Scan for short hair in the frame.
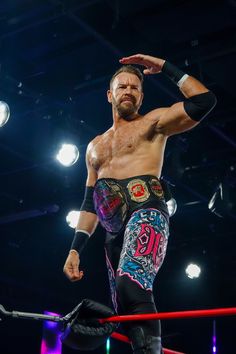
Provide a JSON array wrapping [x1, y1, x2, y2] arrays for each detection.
[[109, 65, 143, 89]]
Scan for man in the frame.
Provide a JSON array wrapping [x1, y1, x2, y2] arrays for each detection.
[[63, 54, 216, 353]]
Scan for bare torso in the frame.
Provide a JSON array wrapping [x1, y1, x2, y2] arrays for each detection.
[[88, 111, 168, 180]]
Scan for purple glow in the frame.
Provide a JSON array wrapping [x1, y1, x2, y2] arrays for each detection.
[[41, 340, 47, 353], [212, 320, 217, 354], [40, 338, 62, 354], [40, 311, 62, 354], [44, 311, 60, 329]]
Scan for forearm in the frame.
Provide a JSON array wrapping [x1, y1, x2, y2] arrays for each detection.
[[179, 75, 208, 98], [162, 60, 217, 122], [162, 60, 208, 96], [70, 182, 98, 254], [75, 210, 98, 235], [70, 212, 98, 255]]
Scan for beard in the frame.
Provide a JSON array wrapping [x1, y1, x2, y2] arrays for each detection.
[[113, 95, 139, 120]]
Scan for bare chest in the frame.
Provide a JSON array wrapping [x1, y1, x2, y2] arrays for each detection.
[[90, 119, 157, 170]]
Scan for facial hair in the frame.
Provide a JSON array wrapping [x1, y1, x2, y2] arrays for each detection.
[[113, 95, 139, 120]]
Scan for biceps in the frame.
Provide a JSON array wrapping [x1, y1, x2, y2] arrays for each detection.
[[86, 165, 98, 186], [157, 102, 199, 136], [85, 152, 98, 186]]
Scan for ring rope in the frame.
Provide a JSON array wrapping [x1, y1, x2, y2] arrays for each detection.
[[110, 332, 185, 354], [100, 307, 236, 324]]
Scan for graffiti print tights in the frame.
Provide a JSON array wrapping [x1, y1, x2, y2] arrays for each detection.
[[105, 208, 169, 338]]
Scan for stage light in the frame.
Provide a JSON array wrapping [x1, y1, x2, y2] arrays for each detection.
[[185, 263, 201, 279], [56, 144, 79, 167], [208, 183, 225, 217], [66, 210, 80, 228], [0, 101, 10, 127], [167, 198, 177, 217], [41, 311, 62, 354], [208, 182, 235, 217], [160, 179, 177, 217], [106, 338, 110, 354]]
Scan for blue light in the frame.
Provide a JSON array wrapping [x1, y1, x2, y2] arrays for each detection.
[[106, 338, 110, 354]]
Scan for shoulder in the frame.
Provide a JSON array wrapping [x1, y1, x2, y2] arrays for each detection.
[[88, 135, 102, 149], [86, 129, 110, 156]]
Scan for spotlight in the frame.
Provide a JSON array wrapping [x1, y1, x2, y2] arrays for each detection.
[[167, 198, 177, 217], [208, 182, 232, 217], [161, 179, 177, 217], [0, 101, 10, 127], [185, 263, 201, 279], [66, 210, 80, 229], [56, 144, 79, 167]]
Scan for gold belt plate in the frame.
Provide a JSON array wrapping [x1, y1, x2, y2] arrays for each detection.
[[127, 179, 150, 202], [149, 178, 164, 198]]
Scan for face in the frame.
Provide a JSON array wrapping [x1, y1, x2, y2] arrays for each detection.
[[107, 72, 144, 120]]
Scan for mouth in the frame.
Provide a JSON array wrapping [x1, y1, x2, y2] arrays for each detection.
[[122, 100, 133, 104], [121, 96, 135, 104]]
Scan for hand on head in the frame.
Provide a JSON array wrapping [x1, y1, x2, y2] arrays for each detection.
[[119, 54, 165, 75]]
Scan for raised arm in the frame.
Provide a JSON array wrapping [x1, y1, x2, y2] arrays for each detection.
[[120, 54, 217, 136], [63, 142, 99, 282]]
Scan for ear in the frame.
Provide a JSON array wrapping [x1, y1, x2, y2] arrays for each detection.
[[107, 89, 112, 104]]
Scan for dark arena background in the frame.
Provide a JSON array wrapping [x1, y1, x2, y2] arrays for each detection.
[[0, 1, 236, 353]]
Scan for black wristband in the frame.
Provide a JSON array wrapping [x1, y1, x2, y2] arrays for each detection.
[[70, 231, 89, 254], [162, 61, 187, 86]]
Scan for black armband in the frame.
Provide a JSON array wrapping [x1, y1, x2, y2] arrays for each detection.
[[70, 230, 90, 254], [162, 61, 189, 87], [80, 186, 96, 214], [184, 91, 217, 122]]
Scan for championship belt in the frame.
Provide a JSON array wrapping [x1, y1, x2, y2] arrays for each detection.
[[93, 179, 128, 233], [61, 299, 118, 351]]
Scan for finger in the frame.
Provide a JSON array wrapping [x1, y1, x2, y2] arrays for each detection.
[[71, 271, 84, 282], [119, 54, 145, 64], [63, 265, 79, 278], [143, 69, 152, 75], [72, 267, 81, 277], [120, 54, 143, 60], [119, 58, 141, 65]]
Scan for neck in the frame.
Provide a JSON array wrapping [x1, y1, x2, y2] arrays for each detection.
[[112, 108, 139, 129]]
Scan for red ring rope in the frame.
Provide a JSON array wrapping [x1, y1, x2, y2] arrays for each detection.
[[102, 307, 236, 354], [100, 307, 236, 324], [111, 332, 185, 354]]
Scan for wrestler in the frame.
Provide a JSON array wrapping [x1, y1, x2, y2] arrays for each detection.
[[63, 54, 216, 354]]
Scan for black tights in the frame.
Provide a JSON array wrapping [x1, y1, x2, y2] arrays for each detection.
[[116, 275, 161, 338]]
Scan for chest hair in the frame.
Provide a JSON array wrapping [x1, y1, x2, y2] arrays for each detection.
[[90, 118, 157, 170]]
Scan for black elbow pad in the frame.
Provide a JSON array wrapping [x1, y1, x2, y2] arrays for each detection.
[[184, 91, 217, 122]]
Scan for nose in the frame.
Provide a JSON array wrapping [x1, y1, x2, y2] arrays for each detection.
[[124, 86, 132, 94]]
